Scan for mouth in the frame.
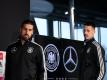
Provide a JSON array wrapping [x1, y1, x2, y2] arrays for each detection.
[[22, 34, 30, 40], [24, 34, 29, 37], [84, 34, 88, 37], [25, 35, 29, 38], [84, 35, 89, 39]]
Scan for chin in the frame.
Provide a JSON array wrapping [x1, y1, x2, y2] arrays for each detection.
[[86, 38, 92, 41], [25, 38, 30, 41], [23, 36, 29, 41]]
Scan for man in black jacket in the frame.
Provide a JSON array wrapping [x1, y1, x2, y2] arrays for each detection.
[[5, 20, 47, 80], [80, 22, 106, 80]]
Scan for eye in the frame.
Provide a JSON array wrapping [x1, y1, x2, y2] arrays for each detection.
[[87, 30, 90, 32], [29, 29, 33, 31]]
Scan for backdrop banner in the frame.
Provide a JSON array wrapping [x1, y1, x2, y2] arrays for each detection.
[[35, 35, 83, 80]]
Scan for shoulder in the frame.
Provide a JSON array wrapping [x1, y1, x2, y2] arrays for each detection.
[[30, 41, 43, 50], [6, 41, 18, 51], [92, 40, 102, 49], [30, 41, 44, 56], [92, 40, 105, 53], [8, 41, 18, 47]]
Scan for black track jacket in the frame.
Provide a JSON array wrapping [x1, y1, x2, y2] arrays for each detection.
[[5, 40, 47, 80], [80, 38, 106, 80]]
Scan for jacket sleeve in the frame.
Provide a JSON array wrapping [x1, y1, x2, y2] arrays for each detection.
[[93, 41, 106, 80], [97, 47, 105, 80], [36, 46, 47, 80]]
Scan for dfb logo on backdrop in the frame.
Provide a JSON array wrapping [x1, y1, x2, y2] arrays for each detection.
[[44, 44, 60, 72], [63, 46, 78, 73]]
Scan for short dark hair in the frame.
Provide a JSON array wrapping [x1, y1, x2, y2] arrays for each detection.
[[20, 19, 39, 34], [84, 21, 95, 29], [20, 19, 36, 28]]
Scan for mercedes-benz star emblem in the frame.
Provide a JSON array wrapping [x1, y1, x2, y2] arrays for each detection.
[[63, 46, 78, 73], [44, 44, 60, 72]]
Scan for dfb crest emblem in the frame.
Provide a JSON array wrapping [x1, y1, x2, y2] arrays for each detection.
[[44, 44, 60, 72]]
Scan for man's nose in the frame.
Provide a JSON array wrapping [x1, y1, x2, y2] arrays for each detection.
[[84, 31, 87, 35], [26, 30, 29, 34]]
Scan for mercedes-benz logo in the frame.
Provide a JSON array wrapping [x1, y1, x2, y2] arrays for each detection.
[[44, 44, 60, 72], [63, 46, 78, 73]]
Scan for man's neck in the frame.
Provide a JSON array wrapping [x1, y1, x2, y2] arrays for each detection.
[[21, 39, 26, 45], [85, 37, 94, 42]]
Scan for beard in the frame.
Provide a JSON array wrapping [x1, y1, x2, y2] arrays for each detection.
[[20, 34, 31, 41]]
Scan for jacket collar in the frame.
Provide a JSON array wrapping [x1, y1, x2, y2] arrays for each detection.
[[84, 38, 95, 45], [17, 38, 31, 46]]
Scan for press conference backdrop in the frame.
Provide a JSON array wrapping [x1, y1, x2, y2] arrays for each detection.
[[34, 35, 83, 80]]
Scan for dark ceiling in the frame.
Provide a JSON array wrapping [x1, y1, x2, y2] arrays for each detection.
[[47, 0, 107, 26]]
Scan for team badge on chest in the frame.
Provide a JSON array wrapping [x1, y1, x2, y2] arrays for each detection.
[[27, 47, 34, 53]]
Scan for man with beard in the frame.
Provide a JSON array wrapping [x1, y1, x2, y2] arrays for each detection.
[[5, 19, 47, 80], [80, 22, 106, 80]]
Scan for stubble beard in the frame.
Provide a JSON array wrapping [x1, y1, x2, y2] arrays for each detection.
[[21, 34, 30, 41]]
